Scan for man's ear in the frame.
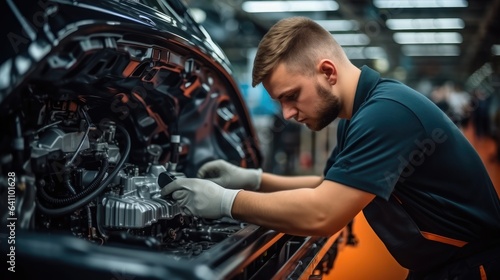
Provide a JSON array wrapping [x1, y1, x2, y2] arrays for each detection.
[[319, 59, 337, 85]]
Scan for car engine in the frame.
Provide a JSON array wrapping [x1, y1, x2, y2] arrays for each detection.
[[0, 1, 345, 279], [1, 27, 261, 249]]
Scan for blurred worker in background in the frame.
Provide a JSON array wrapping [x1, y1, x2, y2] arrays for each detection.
[[471, 88, 491, 138], [162, 17, 500, 280], [447, 82, 471, 128]]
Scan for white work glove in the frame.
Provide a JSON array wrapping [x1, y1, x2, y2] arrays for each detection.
[[197, 159, 262, 191], [161, 177, 241, 219]]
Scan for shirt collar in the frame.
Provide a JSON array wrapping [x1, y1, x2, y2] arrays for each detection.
[[352, 65, 381, 117]]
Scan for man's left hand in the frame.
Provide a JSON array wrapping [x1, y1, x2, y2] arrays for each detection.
[[161, 177, 241, 219]]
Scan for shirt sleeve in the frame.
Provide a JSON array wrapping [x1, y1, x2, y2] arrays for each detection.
[[324, 98, 427, 200]]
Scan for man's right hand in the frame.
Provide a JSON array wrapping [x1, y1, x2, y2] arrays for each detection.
[[197, 159, 262, 191]]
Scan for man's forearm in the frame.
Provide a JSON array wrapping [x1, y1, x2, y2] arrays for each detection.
[[259, 173, 323, 192], [231, 180, 375, 237], [231, 188, 336, 236]]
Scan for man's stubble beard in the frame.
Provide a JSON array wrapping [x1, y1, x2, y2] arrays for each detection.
[[308, 82, 341, 131]]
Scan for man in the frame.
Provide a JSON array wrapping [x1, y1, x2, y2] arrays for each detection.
[[162, 17, 500, 279]]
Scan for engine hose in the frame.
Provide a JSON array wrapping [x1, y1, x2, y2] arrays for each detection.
[[64, 171, 77, 195], [65, 108, 92, 168], [38, 158, 109, 206], [37, 125, 131, 216]]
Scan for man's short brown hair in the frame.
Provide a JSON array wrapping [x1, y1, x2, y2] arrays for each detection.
[[252, 17, 348, 87]]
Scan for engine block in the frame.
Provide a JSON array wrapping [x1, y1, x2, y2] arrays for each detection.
[[102, 164, 181, 228]]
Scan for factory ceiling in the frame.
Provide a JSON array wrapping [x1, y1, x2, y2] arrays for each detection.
[[185, 0, 500, 89]]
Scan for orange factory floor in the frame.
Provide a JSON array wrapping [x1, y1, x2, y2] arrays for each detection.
[[325, 123, 500, 280]]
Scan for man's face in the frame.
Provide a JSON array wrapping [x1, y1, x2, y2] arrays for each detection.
[[263, 63, 341, 131]]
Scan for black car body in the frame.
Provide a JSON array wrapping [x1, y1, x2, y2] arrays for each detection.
[[0, 1, 343, 279]]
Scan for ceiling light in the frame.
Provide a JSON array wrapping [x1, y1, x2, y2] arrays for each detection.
[[315, 20, 359, 31], [343, 47, 387, 59], [374, 0, 468, 8], [364, 47, 388, 59], [386, 18, 465, 30], [401, 45, 460, 56], [343, 47, 366, 59], [393, 32, 462, 44], [242, 1, 339, 13], [333, 33, 370, 46], [492, 45, 500, 56]]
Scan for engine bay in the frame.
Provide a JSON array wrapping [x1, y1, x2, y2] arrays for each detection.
[[0, 27, 261, 256], [0, 1, 344, 278]]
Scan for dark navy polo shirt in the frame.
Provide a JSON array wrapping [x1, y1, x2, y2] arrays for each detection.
[[323, 66, 500, 272]]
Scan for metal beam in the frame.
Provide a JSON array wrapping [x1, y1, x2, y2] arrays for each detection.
[[460, 0, 500, 79], [335, 0, 399, 73]]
